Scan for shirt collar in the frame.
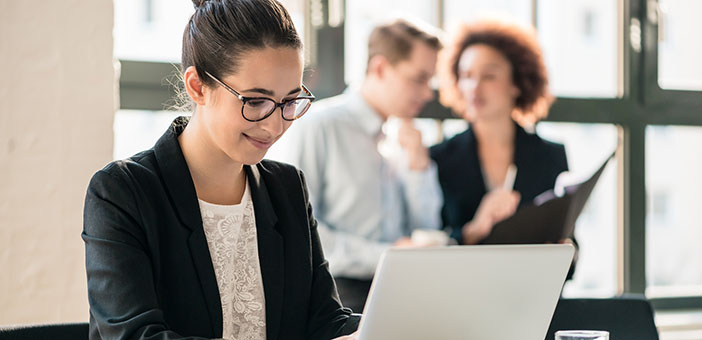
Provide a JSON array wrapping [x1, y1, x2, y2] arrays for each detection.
[[344, 87, 385, 137]]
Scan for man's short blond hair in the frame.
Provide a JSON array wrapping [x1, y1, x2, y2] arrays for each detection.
[[366, 19, 442, 73]]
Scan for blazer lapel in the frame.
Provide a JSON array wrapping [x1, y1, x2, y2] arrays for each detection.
[[153, 117, 223, 337], [187, 229, 223, 337], [465, 126, 488, 196], [245, 164, 284, 340], [513, 124, 528, 194]]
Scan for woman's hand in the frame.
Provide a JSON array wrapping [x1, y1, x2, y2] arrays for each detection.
[[392, 236, 416, 248], [559, 237, 579, 263], [462, 189, 520, 244]]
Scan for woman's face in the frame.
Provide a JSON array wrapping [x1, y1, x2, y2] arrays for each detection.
[[456, 44, 520, 123], [201, 47, 303, 165]]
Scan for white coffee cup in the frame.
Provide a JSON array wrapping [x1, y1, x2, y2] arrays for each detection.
[[410, 229, 450, 246]]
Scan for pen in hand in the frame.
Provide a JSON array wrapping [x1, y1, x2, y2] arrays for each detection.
[[503, 164, 518, 190]]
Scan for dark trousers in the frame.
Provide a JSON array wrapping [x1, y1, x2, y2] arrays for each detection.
[[334, 277, 373, 314]]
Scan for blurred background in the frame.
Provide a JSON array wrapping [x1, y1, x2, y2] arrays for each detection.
[[2, 0, 702, 338]]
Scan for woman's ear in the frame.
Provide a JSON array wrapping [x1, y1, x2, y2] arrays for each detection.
[[184, 66, 207, 106]]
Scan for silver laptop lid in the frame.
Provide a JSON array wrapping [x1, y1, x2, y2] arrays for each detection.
[[357, 244, 575, 340]]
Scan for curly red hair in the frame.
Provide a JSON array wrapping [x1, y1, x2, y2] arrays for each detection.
[[438, 20, 553, 126]]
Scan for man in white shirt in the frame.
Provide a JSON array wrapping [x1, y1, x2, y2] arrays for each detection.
[[278, 19, 443, 313]]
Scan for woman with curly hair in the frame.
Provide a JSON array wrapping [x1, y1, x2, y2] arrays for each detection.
[[430, 20, 571, 247]]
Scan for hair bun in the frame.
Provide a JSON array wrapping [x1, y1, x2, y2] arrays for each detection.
[[192, 0, 209, 8]]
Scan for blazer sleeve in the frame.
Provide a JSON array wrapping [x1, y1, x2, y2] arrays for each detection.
[[296, 170, 356, 339], [556, 143, 569, 173], [82, 168, 208, 340]]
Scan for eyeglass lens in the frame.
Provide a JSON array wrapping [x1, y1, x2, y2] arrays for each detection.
[[243, 97, 311, 121]]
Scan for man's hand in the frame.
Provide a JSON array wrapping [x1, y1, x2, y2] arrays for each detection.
[[397, 118, 430, 171]]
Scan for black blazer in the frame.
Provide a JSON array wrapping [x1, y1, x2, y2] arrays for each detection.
[[430, 123, 568, 244], [82, 117, 353, 340]]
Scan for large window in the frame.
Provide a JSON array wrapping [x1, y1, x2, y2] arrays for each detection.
[[114, 0, 307, 63], [344, 0, 438, 84], [537, 0, 621, 98], [536, 123, 619, 297], [116, 0, 702, 311], [646, 126, 702, 297], [113, 110, 182, 160], [114, 0, 193, 62], [443, 0, 532, 30], [657, 0, 702, 91]]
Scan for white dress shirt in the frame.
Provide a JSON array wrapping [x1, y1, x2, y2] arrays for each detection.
[[274, 88, 443, 279]]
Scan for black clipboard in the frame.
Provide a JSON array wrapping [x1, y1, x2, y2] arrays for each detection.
[[480, 151, 615, 245]]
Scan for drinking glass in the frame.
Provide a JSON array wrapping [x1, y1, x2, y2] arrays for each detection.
[[555, 330, 609, 340]]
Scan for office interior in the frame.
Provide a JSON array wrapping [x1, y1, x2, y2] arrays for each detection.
[[1, 0, 701, 339]]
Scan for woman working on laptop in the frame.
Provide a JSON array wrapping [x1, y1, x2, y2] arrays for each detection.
[[430, 20, 574, 249], [82, 0, 357, 338]]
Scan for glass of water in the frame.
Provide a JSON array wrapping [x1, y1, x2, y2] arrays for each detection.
[[555, 330, 609, 340]]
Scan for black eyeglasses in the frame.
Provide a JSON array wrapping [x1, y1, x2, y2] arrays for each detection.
[[204, 71, 315, 122]]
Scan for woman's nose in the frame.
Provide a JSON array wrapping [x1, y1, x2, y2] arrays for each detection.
[[258, 108, 286, 136]]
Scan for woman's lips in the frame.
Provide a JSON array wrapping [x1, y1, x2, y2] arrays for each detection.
[[244, 134, 274, 149]]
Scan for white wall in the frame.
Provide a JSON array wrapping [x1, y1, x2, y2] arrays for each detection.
[[0, 0, 114, 324]]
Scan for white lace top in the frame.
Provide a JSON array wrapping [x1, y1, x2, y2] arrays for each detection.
[[199, 181, 267, 340]]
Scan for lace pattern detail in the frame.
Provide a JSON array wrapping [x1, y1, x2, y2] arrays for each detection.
[[199, 183, 266, 340]]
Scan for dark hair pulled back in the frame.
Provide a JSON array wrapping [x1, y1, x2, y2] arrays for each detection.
[[183, 0, 302, 87]]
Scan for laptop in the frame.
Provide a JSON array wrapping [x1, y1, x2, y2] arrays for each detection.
[[357, 244, 575, 340]]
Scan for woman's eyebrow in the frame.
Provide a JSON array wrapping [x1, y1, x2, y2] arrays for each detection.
[[240, 86, 302, 96], [240, 87, 275, 96], [287, 87, 302, 95], [485, 63, 505, 70]]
